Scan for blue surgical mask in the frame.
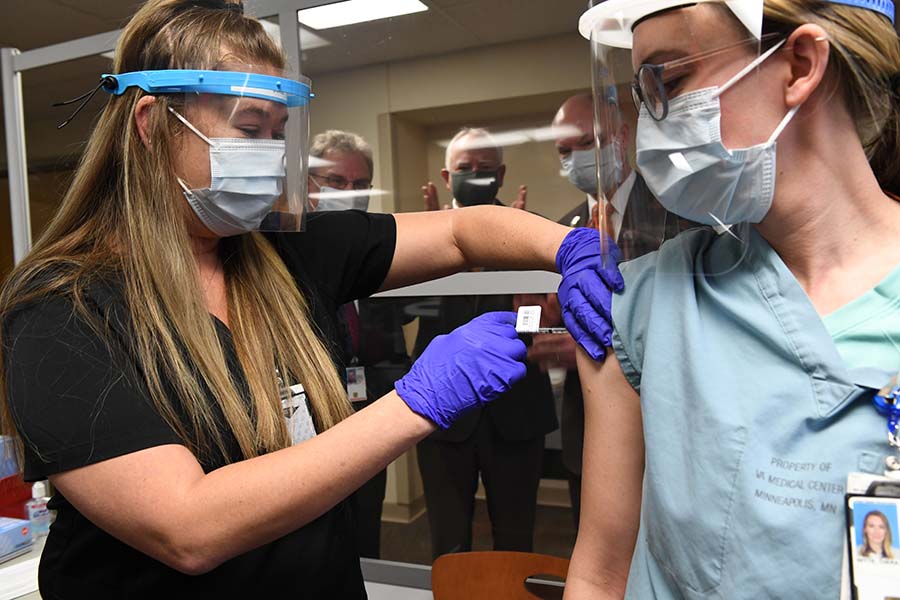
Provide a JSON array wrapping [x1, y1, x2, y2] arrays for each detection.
[[169, 107, 286, 237], [562, 149, 597, 195], [562, 143, 623, 196], [635, 40, 798, 226]]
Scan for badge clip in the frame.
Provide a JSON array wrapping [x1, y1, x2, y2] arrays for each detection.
[[873, 379, 900, 477]]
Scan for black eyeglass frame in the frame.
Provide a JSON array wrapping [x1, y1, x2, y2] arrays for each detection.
[[310, 172, 374, 191], [630, 32, 785, 122]]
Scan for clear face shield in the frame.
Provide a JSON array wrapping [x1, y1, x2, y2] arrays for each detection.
[[103, 68, 312, 234], [581, 0, 783, 273]]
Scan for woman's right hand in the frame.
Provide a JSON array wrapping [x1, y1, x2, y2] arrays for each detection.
[[394, 311, 527, 428]]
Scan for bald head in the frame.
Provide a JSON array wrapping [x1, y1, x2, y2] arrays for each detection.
[[553, 94, 594, 134], [553, 92, 632, 198], [444, 128, 504, 172], [553, 94, 595, 160]]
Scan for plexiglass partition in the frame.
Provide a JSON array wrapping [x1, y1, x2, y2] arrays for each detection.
[[2, 0, 598, 589]]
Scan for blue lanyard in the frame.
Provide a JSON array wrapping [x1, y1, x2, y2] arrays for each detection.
[[874, 385, 900, 445]]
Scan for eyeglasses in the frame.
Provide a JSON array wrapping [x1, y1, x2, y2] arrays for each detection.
[[311, 173, 373, 191], [631, 33, 784, 121]]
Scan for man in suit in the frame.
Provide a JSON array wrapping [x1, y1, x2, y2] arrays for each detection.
[[415, 127, 558, 559], [529, 93, 685, 527], [308, 130, 413, 559]]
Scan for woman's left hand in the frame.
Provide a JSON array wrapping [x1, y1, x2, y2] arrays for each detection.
[[556, 227, 625, 361]]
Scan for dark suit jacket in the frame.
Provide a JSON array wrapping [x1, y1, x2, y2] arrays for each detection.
[[412, 292, 558, 443], [333, 298, 414, 408], [412, 202, 558, 444], [558, 173, 692, 473], [561, 174, 687, 262]]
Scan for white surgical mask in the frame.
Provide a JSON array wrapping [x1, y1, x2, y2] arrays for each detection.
[[635, 39, 799, 226], [169, 107, 286, 237], [314, 187, 370, 212]]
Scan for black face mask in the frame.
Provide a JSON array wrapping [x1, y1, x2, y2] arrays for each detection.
[[450, 170, 500, 206]]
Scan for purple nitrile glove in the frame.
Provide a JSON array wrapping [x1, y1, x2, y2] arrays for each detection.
[[395, 311, 527, 429], [556, 227, 625, 361]]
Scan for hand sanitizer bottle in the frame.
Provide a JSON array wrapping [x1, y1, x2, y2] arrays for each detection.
[[25, 481, 52, 538]]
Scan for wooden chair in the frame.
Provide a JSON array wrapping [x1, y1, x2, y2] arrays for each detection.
[[431, 551, 569, 600]]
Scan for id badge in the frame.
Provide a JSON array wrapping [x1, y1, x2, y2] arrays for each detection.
[[843, 473, 900, 600], [281, 383, 317, 445], [346, 366, 367, 403]]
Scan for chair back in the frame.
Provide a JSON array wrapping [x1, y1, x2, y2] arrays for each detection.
[[431, 551, 569, 600]]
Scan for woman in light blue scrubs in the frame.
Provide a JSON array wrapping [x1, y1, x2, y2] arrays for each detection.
[[564, 0, 900, 598]]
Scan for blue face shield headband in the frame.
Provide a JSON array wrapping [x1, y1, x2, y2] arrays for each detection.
[[825, 0, 894, 23], [53, 69, 313, 129], [100, 70, 313, 107]]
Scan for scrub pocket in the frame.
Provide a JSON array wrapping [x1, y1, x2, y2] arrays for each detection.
[[644, 425, 748, 595]]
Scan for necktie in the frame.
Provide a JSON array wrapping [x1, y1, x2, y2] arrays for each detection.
[[342, 302, 360, 358], [588, 201, 617, 241]]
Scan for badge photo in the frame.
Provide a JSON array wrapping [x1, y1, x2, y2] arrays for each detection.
[[845, 494, 900, 600]]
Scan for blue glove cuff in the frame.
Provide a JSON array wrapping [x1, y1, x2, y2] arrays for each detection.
[[395, 377, 453, 429], [556, 227, 600, 274]]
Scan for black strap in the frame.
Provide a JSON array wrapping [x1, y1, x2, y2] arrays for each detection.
[[52, 76, 117, 129], [53, 1, 244, 129], [173, 0, 244, 14]]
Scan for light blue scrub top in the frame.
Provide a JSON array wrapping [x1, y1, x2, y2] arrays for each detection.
[[611, 226, 899, 599]]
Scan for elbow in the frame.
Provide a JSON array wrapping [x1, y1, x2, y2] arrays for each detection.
[[162, 544, 223, 576], [167, 552, 221, 577], [448, 210, 468, 269], [565, 562, 629, 599], [152, 529, 226, 576], [568, 537, 632, 597]]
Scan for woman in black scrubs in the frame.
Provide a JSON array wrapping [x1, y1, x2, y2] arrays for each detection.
[[0, 0, 614, 598]]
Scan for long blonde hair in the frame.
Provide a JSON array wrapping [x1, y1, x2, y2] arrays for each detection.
[[0, 0, 351, 466], [762, 0, 900, 195], [861, 510, 895, 559]]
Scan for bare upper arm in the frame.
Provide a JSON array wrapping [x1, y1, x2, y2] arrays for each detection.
[[578, 347, 644, 498], [380, 206, 564, 292], [566, 347, 644, 597], [379, 211, 466, 291]]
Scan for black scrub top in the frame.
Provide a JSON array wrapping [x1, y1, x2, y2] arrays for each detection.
[[3, 210, 396, 599]]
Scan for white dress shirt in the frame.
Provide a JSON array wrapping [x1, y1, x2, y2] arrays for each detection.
[[586, 171, 636, 240]]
